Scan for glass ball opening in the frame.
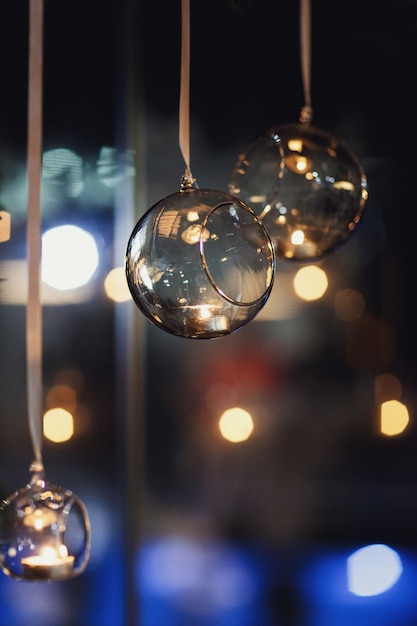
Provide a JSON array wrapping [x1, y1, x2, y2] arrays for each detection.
[[125, 187, 275, 339], [229, 123, 368, 262], [0, 474, 90, 581]]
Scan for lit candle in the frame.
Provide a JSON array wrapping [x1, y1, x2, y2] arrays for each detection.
[[185, 306, 230, 335], [21, 547, 75, 581]]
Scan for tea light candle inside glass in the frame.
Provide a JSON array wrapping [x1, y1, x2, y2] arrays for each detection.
[[125, 186, 275, 339], [182, 306, 230, 335], [21, 546, 75, 581], [0, 470, 91, 582], [229, 123, 368, 261]]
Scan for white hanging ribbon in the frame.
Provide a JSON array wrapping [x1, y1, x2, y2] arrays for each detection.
[[179, 0, 194, 185], [299, 0, 313, 122], [26, 0, 44, 469]]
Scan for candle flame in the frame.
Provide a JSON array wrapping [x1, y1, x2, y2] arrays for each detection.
[[40, 545, 69, 563]]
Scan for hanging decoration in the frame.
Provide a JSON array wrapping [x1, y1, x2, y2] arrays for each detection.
[[0, 0, 90, 582], [125, 0, 275, 339], [229, 0, 368, 262]]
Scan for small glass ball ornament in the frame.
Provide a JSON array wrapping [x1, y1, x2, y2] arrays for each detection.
[[229, 121, 368, 261], [125, 178, 275, 339], [0, 464, 90, 581]]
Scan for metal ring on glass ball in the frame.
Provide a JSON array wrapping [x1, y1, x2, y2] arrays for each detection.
[[0, 469, 91, 582], [229, 122, 368, 262], [125, 186, 275, 339]]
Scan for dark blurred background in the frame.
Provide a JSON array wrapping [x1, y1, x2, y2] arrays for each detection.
[[1, 1, 417, 624]]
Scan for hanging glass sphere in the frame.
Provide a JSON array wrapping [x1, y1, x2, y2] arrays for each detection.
[[0, 466, 90, 581], [126, 180, 275, 339], [229, 122, 368, 261]]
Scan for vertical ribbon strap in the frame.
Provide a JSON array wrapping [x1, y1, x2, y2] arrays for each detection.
[[27, 0, 44, 467], [299, 0, 313, 122], [179, 0, 193, 183]]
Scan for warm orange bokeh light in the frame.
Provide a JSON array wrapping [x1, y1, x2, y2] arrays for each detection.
[[334, 288, 365, 322], [374, 373, 402, 405], [46, 384, 77, 412], [218, 407, 254, 443], [104, 266, 131, 302], [380, 400, 409, 436], [293, 265, 328, 301], [43, 407, 74, 443]]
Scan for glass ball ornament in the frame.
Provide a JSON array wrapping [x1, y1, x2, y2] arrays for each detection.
[[125, 180, 275, 339], [229, 122, 368, 261], [0, 466, 90, 581]]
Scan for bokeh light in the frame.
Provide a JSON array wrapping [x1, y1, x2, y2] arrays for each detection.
[[43, 148, 84, 198], [334, 288, 365, 321], [380, 399, 409, 436], [46, 384, 77, 413], [293, 265, 328, 301], [42, 225, 99, 290], [137, 534, 262, 622], [0, 210, 11, 242], [43, 407, 74, 443], [342, 315, 397, 371], [218, 407, 254, 443], [347, 544, 403, 596], [54, 368, 85, 395], [104, 266, 131, 302], [374, 373, 402, 404]]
